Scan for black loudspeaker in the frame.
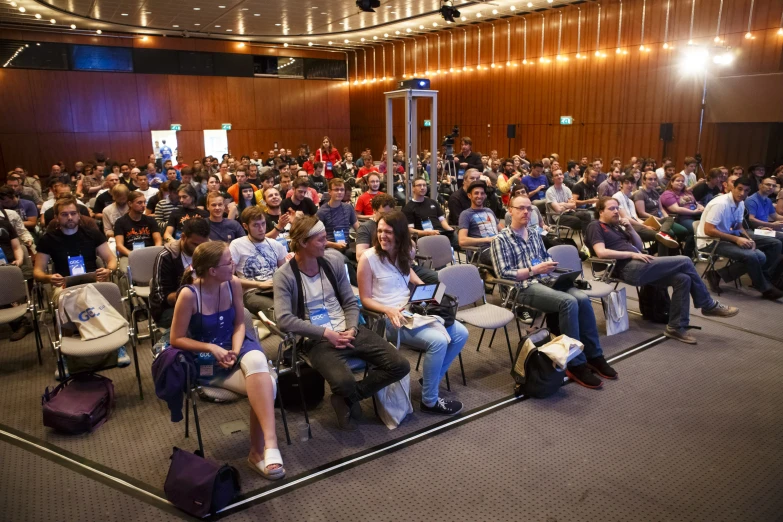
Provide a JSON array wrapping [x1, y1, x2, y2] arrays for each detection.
[[507, 124, 517, 139], [660, 123, 674, 142]]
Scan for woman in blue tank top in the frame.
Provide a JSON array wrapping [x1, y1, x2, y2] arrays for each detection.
[[170, 241, 285, 480]]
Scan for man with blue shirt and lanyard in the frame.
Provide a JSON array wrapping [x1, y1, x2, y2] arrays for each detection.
[[230, 206, 287, 318], [491, 193, 617, 389], [316, 179, 359, 253], [458, 180, 504, 266], [745, 175, 783, 240], [521, 161, 549, 214]]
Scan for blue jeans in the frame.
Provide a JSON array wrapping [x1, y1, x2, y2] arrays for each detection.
[[619, 256, 715, 329], [515, 284, 603, 366], [713, 233, 781, 293], [387, 320, 468, 406]]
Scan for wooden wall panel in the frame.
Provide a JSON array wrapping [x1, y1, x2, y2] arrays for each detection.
[[0, 69, 36, 134], [39, 133, 78, 172], [29, 71, 73, 133], [72, 132, 112, 165], [226, 78, 256, 130], [175, 131, 205, 163], [136, 74, 171, 132], [278, 79, 307, 130], [109, 132, 145, 165], [168, 75, 202, 130], [67, 72, 108, 133], [254, 78, 281, 130], [198, 77, 229, 130], [103, 73, 141, 131], [0, 133, 42, 175], [304, 80, 330, 129]]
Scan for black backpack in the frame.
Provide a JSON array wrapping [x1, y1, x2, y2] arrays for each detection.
[[511, 329, 564, 399], [637, 285, 670, 324]]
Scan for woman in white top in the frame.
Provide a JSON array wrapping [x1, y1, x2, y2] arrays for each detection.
[[357, 211, 468, 416]]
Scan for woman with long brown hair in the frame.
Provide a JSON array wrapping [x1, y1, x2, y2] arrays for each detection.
[[315, 136, 342, 181], [170, 241, 284, 480], [357, 210, 468, 416]]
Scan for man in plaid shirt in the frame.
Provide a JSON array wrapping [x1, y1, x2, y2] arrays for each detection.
[[490, 193, 617, 389]]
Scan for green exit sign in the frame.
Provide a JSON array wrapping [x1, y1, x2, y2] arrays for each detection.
[[423, 119, 431, 127], [170, 124, 182, 131], [221, 123, 232, 131], [560, 116, 573, 125]]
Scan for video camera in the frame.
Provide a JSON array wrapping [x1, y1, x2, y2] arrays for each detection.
[[441, 126, 460, 158]]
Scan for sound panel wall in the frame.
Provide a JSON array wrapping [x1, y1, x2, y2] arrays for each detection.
[[0, 70, 350, 176]]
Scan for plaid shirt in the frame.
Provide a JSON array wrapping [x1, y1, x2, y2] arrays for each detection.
[[490, 226, 554, 289]]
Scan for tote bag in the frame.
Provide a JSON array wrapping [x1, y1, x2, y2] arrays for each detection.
[[374, 330, 413, 429], [602, 288, 629, 336], [60, 285, 128, 340]]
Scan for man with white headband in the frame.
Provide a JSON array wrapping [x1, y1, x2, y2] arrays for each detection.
[[273, 215, 410, 431]]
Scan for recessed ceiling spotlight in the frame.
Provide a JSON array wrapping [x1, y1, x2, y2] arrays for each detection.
[[215, 25, 221, 27], [395, 30, 400, 35], [18, 6, 25, 12], [50, 18, 56, 23], [406, 28, 411, 32], [373, 35, 378, 39], [142, 36, 148, 41], [328, 40, 333, 44], [284, 43, 288, 47], [173, 25, 179, 27], [194, 23, 200, 25], [254, 13, 260, 16], [275, 23, 281, 26], [492, 9, 498, 14], [242, 8, 248, 10], [432, 22, 438, 26], [35, 13, 41, 19], [10, 1, 17, 6], [219, 5, 226, 8], [390, 11, 396, 14], [460, 16, 466, 21], [361, 38, 366, 41], [384, 33, 389, 37], [344, 38, 349, 43], [308, 42, 313, 46], [70, 24, 76, 29], [193, 7, 200, 10], [510, 5, 516, 11], [476, 12, 482, 18], [121, 13, 128, 16], [527, 2, 533, 7], [419, 24, 425, 29], [96, 29, 102, 34], [226, 29, 232, 31]]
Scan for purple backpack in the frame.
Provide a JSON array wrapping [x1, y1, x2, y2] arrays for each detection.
[[164, 447, 240, 517], [42, 373, 115, 434]]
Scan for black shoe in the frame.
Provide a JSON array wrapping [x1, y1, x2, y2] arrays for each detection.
[[587, 356, 618, 380], [330, 394, 357, 431], [10, 322, 33, 342], [566, 364, 603, 389], [705, 270, 722, 295], [420, 398, 463, 415], [762, 287, 783, 301]]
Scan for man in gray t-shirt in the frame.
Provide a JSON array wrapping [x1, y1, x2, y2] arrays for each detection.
[[458, 181, 503, 265]]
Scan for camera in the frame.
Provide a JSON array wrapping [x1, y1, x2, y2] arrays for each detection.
[[441, 126, 460, 158]]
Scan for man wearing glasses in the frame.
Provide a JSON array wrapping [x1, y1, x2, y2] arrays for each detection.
[[490, 193, 617, 389], [403, 177, 457, 248]]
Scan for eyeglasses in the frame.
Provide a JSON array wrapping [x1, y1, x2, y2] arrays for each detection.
[[215, 260, 235, 268], [510, 205, 532, 212]]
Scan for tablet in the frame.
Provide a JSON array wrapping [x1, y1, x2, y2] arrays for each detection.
[[409, 283, 446, 304], [543, 268, 581, 291], [64, 272, 98, 288]]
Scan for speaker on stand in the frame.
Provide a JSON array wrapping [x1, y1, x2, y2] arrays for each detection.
[[507, 124, 517, 158]]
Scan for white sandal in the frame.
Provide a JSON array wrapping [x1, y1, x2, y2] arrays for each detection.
[[247, 448, 285, 480]]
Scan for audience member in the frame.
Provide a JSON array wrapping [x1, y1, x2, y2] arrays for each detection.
[[691, 168, 723, 205], [612, 174, 679, 249], [206, 192, 245, 243], [357, 211, 468, 415], [587, 197, 738, 344], [545, 170, 592, 231], [102, 184, 130, 237], [572, 167, 599, 210], [260, 187, 292, 241], [273, 216, 410, 431], [164, 185, 209, 242], [6, 174, 43, 207], [454, 137, 483, 175], [597, 166, 622, 197], [151, 217, 210, 328], [680, 157, 698, 188], [93, 173, 121, 219], [227, 167, 258, 203], [354, 172, 382, 216], [315, 136, 341, 180], [745, 176, 783, 238], [170, 241, 284, 480], [490, 194, 616, 388], [660, 173, 702, 257], [282, 178, 318, 216], [404, 177, 457, 247], [458, 181, 503, 266], [316, 179, 359, 253], [447, 169, 482, 226], [521, 161, 548, 213], [698, 177, 783, 300], [0, 185, 37, 232], [114, 191, 162, 263]]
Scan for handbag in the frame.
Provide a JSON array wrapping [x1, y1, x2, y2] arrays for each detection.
[[409, 293, 457, 328], [602, 288, 629, 335], [42, 373, 115, 434], [164, 447, 240, 518], [374, 330, 413, 429]]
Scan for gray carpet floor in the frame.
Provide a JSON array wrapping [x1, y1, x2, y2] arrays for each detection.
[[1, 272, 781, 521]]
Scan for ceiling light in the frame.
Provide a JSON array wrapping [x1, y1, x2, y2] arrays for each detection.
[[18, 7, 25, 12], [744, 32, 752, 39], [419, 25, 425, 29], [395, 31, 400, 35], [547, 0, 553, 3], [254, 13, 260, 16], [193, 7, 200, 10], [461, 16, 466, 21], [194, 23, 200, 25], [227, 28, 232, 31], [308, 42, 313, 46], [284, 43, 289, 47], [275, 23, 281, 26], [96, 29, 102, 34], [492, 9, 498, 15], [50, 18, 56, 24], [70, 24, 76, 29], [361, 38, 366, 41], [344, 39, 350, 43], [680, 46, 709, 74], [510, 6, 516, 11], [173, 25, 179, 28], [527, 2, 533, 7], [406, 28, 411, 32], [142, 36, 148, 41], [432, 22, 438, 26], [121, 13, 128, 16], [35, 14, 41, 19], [328, 41, 333, 44], [10, 1, 17, 6], [242, 8, 248, 10], [219, 5, 226, 8], [215, 25, 221, 27], [373, 36, 378, 39], [356, 0, 381, 13], [476, 12, 482, 18], [238, 42, 245, 47]]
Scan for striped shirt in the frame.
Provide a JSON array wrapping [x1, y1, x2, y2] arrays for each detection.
[[154, 198, 178, 231], [490, 225, 554, 289]]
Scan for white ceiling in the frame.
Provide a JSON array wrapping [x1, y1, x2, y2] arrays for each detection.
[[1, 0, 583, 48]]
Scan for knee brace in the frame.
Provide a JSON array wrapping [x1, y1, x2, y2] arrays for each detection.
[[240, 350, 269, 378]]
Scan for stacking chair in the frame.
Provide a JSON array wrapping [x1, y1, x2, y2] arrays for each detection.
[[182, 308, 302, 449], [126, 246, 165, 346], [53, 282, 143, 399], [692, 220, 742, 292], [544, 202, 575, 240], [416, 235, 456, 270], [439, 264, 517, 364], [548, 244, 618, 300], [0, 266, 44, 364]]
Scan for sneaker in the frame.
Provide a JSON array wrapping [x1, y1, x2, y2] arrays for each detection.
[[420, 397, 463, 415], [566, 364, 603, 389], [655, 231, 680, 249], [761, 287, 783, 301], [330, 394, 358, 431], [9, 322, 33, 342], [117, 347, 131, 367], [705, 270, 722, 294], [515, 306, 534, 324], [664, 326, 697, 344], [701, 302, 739, 318], [586, 356, 618, 380]]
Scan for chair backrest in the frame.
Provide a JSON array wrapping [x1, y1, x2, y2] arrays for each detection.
[[438, 264, 485, 307], [693, 220, 700, 234], [417, 235, 454, 270], [0, 266, 27, 306], [58, 282, 128, 324], [547, 244, 583, 273], [243, 308, 258, 344], [128, 246, 165, 285]]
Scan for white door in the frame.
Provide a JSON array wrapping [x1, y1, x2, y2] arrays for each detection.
[[203, 130, 228, 159]]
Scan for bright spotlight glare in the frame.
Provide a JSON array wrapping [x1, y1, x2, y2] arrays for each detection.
[[712, 52, 734, 65], [680, 46, 709, 73]]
